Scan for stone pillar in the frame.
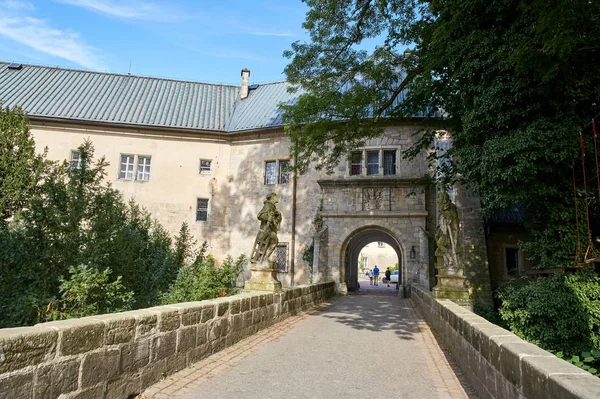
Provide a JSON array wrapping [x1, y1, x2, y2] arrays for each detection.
[[244, 260, 282, 292], [418, 227, 431, 290]]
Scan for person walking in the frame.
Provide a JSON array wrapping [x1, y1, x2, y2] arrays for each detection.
[[368, 269, 373, 285], [385, 267, 391, 287], [373, 265, 380, 286]]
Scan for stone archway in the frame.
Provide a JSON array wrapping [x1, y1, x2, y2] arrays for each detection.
[[341, 226, 405, 292]]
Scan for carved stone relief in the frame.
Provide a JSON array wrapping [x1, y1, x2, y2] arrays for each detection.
[[363, 188, 384, 210]]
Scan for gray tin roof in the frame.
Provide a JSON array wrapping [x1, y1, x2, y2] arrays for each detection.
[[0, 62, 286, 132]]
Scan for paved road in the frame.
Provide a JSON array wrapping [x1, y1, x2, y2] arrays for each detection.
[[143, 285, 476, 399]]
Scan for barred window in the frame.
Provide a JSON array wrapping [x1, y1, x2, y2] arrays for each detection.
[[276, 243, 288, 272], [119, 155, 135, 180], [137, 156, 151, 181], [265, 161, 277, 185], [200, 159, 212, 174], [196, 198, 209, 221], [279, 160, 290, 184], [70, 151, 82, 169]]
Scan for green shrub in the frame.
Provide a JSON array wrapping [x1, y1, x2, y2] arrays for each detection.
[[556, 349, 600, 377], [46, 264, 134, 320], [161, 243, 246, 304], [498, 268, 600, 354]]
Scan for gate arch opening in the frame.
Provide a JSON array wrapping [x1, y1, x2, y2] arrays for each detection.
[[341, 227, 405, 292]]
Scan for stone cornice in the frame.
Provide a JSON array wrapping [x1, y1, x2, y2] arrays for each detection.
[[317, 178, 426, 188], [320, 211, 428, 218]]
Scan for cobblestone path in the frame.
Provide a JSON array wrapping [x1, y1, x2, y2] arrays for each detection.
[[141, 286, 476, 399]]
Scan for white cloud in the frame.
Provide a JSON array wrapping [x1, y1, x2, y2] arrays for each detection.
[[55, 0, 186, 22], [0, 16, 104, 69], [0, 0, 35, 11]]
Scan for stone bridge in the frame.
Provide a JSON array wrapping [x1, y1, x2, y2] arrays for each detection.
[[1, 282, 599, 399]]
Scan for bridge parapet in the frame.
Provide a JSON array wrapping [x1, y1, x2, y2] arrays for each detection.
[[0, 281, 335, 399], [411, 284, 600, 399]]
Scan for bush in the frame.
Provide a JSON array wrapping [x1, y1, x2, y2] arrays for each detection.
[[498, 268, 600, 355], [46, 264, 134, 320], [162, 243, 246, 304]]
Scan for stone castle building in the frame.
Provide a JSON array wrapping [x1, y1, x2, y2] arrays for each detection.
[[0, 61, 517, 301]]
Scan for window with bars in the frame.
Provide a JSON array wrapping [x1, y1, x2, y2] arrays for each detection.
[[349, 151, 363, 175], [196, 198, 209, 221], [137, 156, 151, 181], [279, 160, 290, 184], [264, 160, 290, 185], [378, 241, 385, 248], [276, 243, 288, 272], [119, 155, 135, 180], [367, 151, 379, 175], [70, 151, 82, 169], [383, 150, 396, 175], [199, 159, 212, 174]]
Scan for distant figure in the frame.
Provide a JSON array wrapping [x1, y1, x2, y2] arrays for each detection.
[[385, 267, 391, 287], [373, 265, 380, 286], [368, 269, 373, 285]]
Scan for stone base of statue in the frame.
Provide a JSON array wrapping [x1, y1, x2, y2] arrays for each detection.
[[433, 269, 471, 308], [244, 261, 282, 292]]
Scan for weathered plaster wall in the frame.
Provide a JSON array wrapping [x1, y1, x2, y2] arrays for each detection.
[[411, 284, 600, 399], [0, 282, 335, 399]]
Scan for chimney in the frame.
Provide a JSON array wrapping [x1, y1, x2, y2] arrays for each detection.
[[240, 68, 250, 100]]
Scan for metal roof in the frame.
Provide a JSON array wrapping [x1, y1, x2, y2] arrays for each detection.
[[0, 62, 240, 132]]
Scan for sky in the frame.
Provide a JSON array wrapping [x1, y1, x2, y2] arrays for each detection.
[[0, 0, 309, 85]]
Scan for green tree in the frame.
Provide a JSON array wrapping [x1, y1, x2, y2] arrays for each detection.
[[283, 0, 600, 266], [0, 105, 48, 225]]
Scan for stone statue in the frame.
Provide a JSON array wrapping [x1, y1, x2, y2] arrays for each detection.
[[435, 190, 461, 271], [250, 193, 282, 264]]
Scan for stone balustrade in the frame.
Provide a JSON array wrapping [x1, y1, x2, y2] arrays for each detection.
[[411, 284, 600, 399], [0, 282, 335, 399]]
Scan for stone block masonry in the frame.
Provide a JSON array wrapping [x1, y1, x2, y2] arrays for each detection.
[[0, 282, 335, 399], [411, 284, 600, 399]]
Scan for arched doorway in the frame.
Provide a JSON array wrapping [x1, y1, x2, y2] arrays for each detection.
[[341, 226, 405, 292]]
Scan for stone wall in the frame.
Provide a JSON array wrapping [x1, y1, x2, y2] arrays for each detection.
[[411, 284, 600, 399], [0, 282, 335, 399]]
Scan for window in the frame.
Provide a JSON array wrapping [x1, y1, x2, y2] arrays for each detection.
[[196, 198, 209, 221], [119, 155, 135, 180], [367, 151, 379, 175], [350, 151, 363, 176], [378, 241, 385, 248], [119, 155, 152, 181], [264, 160, 290, 185], [363, 257, 368, 269], [383, 150, 396, 175], [70, 151, 82, 169], [506, 248, 519, 276], [199, 159, 212, 174], [137, 156, 151, 181], [276, 243, 288, 272], [279, 160, 290, 184]]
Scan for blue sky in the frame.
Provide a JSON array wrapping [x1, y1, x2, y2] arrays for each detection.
[[0, 0, 309, 84]]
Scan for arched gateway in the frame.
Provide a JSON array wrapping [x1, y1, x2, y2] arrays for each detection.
[[312, 179, 435, 295]]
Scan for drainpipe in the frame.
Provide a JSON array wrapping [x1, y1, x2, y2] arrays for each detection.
[[290, 152, 298, 286]]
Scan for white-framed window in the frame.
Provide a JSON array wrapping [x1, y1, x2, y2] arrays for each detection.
[[349, 149, 398, 176], [119, 155, 135, 180], [366, 151, 379, 175], [70, 150, 82, 169], [383, 150, 397, 176], [378, 241, 385, 248], [137, 156, 151, 181], [264, 160, 290, 185], [118, 154, 152, 181], [196, 198, 209, 221], [199, 159, 212, 174], [350, 151, 363, 176]]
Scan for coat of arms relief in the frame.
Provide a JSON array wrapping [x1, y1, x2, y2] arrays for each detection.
[[363, 188, 384, 210]]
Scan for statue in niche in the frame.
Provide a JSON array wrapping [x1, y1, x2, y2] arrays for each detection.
[[435, 190, 461, 272], [250, 193, 282, 264]]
